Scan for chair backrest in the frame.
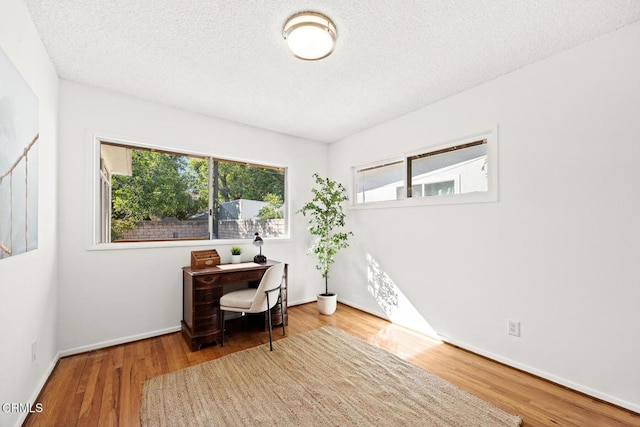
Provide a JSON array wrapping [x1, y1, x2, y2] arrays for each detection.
[[249, 263, 285, 312]]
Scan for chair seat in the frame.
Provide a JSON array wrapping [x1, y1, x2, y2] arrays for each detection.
[[220, 288, 257, 311]]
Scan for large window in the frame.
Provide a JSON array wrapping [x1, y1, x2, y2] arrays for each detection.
[[98, 141, 286, 243], [354, 131, 496, 207]]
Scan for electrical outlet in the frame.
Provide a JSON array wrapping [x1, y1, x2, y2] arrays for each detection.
[[31, 341, 37, 362], [508, 320, 520, 337]]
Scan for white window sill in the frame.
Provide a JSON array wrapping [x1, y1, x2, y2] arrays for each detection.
[[88, 236, 292, 251]]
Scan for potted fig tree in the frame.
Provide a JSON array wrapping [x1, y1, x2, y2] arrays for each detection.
[[298, 174, 353, 315]]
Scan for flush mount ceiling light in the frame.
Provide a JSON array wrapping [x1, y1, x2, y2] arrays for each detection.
[[283, 12, 337, 61]]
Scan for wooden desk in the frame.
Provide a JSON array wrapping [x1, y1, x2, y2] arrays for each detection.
[[181, 260, 288, 351]]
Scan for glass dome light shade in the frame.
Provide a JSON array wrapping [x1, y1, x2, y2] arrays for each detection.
[[284, 12, 337, 61]]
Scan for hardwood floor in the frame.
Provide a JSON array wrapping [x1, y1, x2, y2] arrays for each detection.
[[25, 303, 639, 426]]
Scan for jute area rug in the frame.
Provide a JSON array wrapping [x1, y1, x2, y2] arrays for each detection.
[[141, 327, 522, 426]]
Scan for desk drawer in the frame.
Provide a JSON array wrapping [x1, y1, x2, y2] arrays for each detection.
[[195, 286, 222, 303], [221, 269, 264, 284], [195, 302, 217, 317], [195, 275, 219, 288], [194, 314, 220, 332]]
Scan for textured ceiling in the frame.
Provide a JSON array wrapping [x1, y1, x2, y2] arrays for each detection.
[[24, 1, 640, 143]]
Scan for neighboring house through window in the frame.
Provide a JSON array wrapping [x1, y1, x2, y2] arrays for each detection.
[[354, 129, 496, 207]]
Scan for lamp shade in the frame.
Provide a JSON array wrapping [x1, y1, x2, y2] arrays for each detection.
[[253, 232, 267, 264], [284, 12, 337, 60], [253, 232, 264, 248]]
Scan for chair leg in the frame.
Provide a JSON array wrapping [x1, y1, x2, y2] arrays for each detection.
[[221, 310, 225, 347], [266, 294, 274, 351], [279, 292, 285, 337]]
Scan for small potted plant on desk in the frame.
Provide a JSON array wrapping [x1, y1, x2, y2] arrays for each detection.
[[298, 173, 353, 315], [231, 246, 242, 264]]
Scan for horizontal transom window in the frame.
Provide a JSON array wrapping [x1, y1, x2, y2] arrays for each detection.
[[354, 130, 497, 207]]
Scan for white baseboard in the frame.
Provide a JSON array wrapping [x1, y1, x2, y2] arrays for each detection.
[[15, 352, 61, 427], [339, 297, 640, 414], [439, 335, 640, 414], [288, 297, 317, 306], [290, 297, 392, 320], [24, 303, 640, 422], [59, 325, 181, 357], [57, 297, 336, 358], [337, 297, 390, 321], [17, 325, 179, 427]]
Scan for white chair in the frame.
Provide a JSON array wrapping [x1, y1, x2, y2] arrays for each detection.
[[220, 263, 286, 351]]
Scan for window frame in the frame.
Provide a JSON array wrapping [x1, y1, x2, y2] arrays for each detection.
[[351, 128, 498, 210], [90, 135, 290, 250], [354, 157, 406, 204]]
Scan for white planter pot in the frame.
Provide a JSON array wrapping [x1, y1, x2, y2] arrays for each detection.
[[231, 255, 241, 264], [317, 293, 337, 315]]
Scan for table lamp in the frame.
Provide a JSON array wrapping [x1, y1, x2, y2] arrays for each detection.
[[253, 232, 267, 264]]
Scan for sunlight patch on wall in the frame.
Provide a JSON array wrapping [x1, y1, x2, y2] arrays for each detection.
[[367, 254, 440, 339]]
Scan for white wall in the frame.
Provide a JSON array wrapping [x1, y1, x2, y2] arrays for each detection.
[[57, 81, 328, 353], [329, 22, 640, 412], [5, 1, 638, 421], [0, 1, 59, 426]]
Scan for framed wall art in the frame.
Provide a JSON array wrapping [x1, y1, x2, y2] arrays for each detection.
[[0, 46, 39, 259]]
